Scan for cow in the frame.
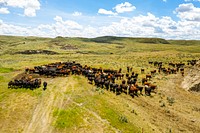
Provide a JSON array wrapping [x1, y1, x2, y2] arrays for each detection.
[[181, 71, 184, 76], [127, 66, 129, 73], [116, 84, 122, 95], [125, 73, 129, 79], [136, 85, 143, 95], [8, 81, 14, 89], [118, 68, 122, 73], [115, 73, 124, 80], [142, 78, 147, 85], [121, 84, 128, 94], [149, 61, 153, 65], [149, 84, 157, 93], [150, 70, 156, 75], [129, 84, 139, 97], [141, 68, 145, 74], [146, 74, 152, 80], [104, 80, 110, 90], [43, 81, 47, 91], [145, 85, 151, 96], [109, 82, 117, 93], [144, 82, 151, 86], [180, 68, 184, 76]]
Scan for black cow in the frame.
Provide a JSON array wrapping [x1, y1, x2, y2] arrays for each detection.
[[43, 81, 47, 91]]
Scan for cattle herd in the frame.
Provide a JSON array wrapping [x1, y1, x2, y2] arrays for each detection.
[[8, 59, 199, 98], [8, 77, 41, 90]]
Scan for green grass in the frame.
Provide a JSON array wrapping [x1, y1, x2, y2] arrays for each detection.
[[53, 106, 84, 129], [0, 76, 4, 81], [88, 95, 140, 132], [0, 67, 14, 73], [168, 40, 200, 45], [69, 76, 141, 132]]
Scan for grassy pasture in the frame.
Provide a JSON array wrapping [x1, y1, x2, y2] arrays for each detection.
[[0, 35, 200, 133]]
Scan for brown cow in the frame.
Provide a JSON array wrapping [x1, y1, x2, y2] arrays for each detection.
[[150, 70, 156, 75], [144, 82, 151, 86], [136, 84, 143, 94], [181, 71, 184, 76], [142, 78, 147, 85], [146, 74, 152, 79], [141, 68, 145, 74], [149, 84, 157, 92], [129, 84, 138, 97]]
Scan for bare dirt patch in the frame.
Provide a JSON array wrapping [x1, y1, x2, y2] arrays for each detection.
[[60, 45, 78, 50], [182, 61, 200, 92], [13, 72, 41, 80]]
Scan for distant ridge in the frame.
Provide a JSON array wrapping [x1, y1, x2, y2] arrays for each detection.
[[78, 36, 170, 44], [2, 35, 200, 45]]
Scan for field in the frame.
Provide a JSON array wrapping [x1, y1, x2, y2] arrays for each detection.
[[0, 35, 200, 133]]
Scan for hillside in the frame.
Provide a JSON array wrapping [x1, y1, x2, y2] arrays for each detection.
[[0, 35, 200, 133], [79, 36, 170, 44]]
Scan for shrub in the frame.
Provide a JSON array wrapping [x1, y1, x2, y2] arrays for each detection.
[[167, 97, 175, 106], [119, 115, 128, 123]]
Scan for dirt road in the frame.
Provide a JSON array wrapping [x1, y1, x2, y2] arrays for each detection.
[[23, 77, 70, 133]]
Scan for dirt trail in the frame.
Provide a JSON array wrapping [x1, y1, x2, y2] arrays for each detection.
[[23, 76, 119, 133], [23, 77, 70, 133]]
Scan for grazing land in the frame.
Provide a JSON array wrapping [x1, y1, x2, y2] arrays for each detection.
[[0, 35, 200, 133]]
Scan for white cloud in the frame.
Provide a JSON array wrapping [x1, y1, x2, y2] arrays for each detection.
[[0, 16, 84, 37], [1, 12, 200, 40], [0, 19, 3, 25], [99, 13, 158, 37], [175, 3, 200, 21], [72, 11, 82, 16], [53, 16, 83, 30], [24, 7, 37, 17], [98, 2, 136, 16], [54, 16, 63, 22], [98, 8, 117, 16], [175, 3, 194, 12], [0, 7, 10, 14], [163, 0, 167, 2], [113, 2, 136, 13], [0, 0, 40, 17], [0, 19, 30, 35], [97, 13, 200, 39]]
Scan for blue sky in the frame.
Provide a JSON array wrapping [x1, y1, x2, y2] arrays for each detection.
[[1, 0, 200, 39]]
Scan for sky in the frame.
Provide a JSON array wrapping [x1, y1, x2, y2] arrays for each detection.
[[0, 0, 200, 40]]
